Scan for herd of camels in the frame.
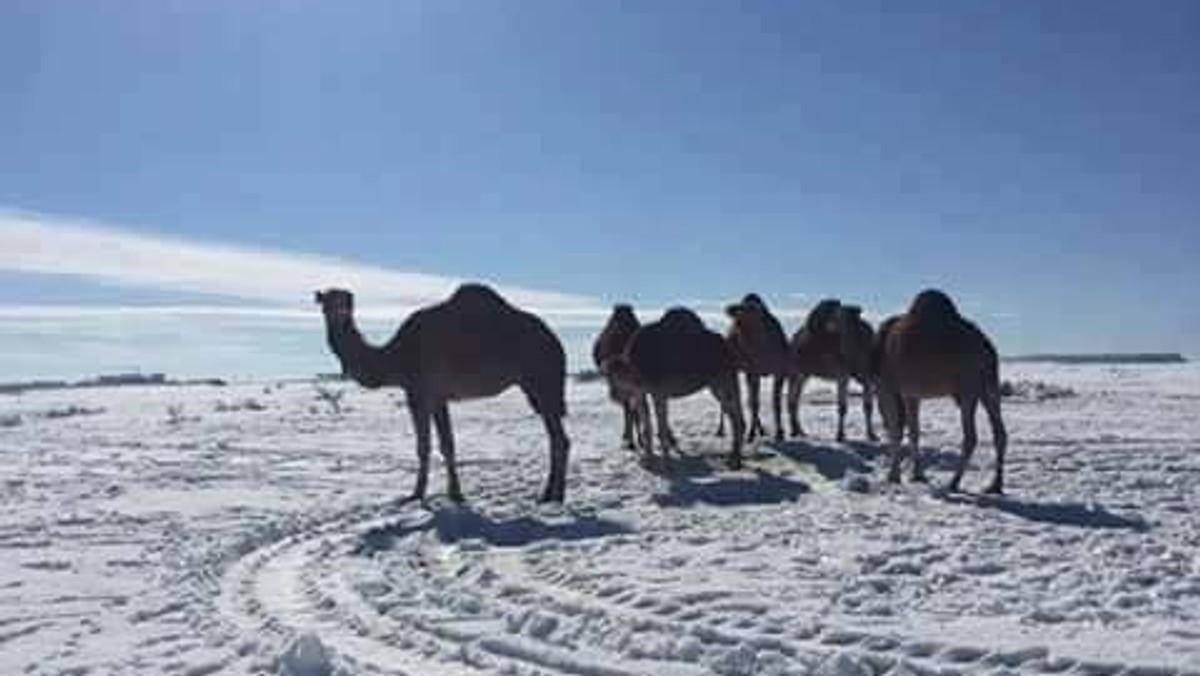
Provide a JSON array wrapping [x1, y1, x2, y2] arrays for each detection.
[[315, 283, 1007, 505]]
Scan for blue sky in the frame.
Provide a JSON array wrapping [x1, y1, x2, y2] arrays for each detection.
[[2, 2, 1198, 379]]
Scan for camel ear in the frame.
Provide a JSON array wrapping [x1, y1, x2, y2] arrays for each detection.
[[724, 303, 742, 319], [314, 291, 325, 304]]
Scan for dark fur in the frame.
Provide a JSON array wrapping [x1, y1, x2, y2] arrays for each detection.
[[316, 283, 571, 503], [605, 307, 746, 469]]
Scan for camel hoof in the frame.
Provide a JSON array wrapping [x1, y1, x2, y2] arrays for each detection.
[[886, 472, 902, 484], [448, 490, 465, 504], [867, 433, 879, 443], [836, 433, 846, 443], [944, 481, 962, 494], [774, 431, 784, 444], [911, 473, 928, 484], [984, 483, 1004, 495], [725, 456, 743, 471], [398, 489, 426, 506]]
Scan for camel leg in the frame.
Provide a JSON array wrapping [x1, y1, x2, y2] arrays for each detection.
[[715, 407, 726, 437], [635, 393, 654, 459], [651, 394, 674, 468], [713, 375, 745, 470], [621, 401, 637, 450], [948, 396, 978, 494], [880, 386, 904, 483], [539, 413, 570, 503], [861, 378, 879, 442], [982, 390, 1008, 495], [835, 376, 849, 443], [407, 402, 433, 502], [633, 394, 650, 451], [746, 373, 763, 441], [771, 373, 785, 443], [787, 374, 808, 438], [432, 403, 464, 503], [905, 397, 925, 482]]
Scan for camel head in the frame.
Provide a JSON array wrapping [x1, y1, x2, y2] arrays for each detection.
[[610, 303, 638, 327], [599, 354, 640, 401], [725, 293, 768, 321], [314, 288, 355, 325], [909, 289, 960, 321], [805, 298, 843, 334]]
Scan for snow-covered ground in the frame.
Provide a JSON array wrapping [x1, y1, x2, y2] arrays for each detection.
[[2, 364, 1199, 675]]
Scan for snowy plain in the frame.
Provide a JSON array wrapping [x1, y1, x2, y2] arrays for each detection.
[[1, 363, 1198, 676]]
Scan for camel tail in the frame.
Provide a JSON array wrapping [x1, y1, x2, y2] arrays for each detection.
[[982, 344, 1003, 404]]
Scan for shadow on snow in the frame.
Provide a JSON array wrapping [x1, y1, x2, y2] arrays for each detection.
[[936, 492, 1150, 532], [640, 452, 811, 507], [356, 505, 633, 554]]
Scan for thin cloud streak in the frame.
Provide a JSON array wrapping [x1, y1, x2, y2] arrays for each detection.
[[0, 210, 914, 331], [0, 208, 599, 314]]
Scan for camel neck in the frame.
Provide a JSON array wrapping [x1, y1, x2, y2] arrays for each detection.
[[325, 318, 391, 389]]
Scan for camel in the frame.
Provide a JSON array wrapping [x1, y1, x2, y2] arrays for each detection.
[[720, 293, 792, 442], [315, 283, 571, 503], [786, 299, 878, 442], [601, 307, 746, 469], [872, 289, 1008, 493], [592, 304, 643, 450]]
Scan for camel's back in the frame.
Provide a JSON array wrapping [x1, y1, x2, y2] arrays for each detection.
[[399, 284, 565, 398], [448, 283, 512, 310], [729, 309, 790, 373], [840, 317, 875, 377], [791, 327, 843, 378], [629, 313, 732, 394], [884, 312, 999, 396]]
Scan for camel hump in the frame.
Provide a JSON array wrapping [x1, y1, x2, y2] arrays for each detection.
[[805, 298, 842, 332], [448, 283, 513, 311], [870, 314, 902, 376], [741, 293, 765, 308], [611, 304, 638, 326], [659, 307, 707, 333], [909, 289, 960, 321]]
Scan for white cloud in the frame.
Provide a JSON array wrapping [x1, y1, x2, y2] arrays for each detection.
[[0, 208, 601, 315]]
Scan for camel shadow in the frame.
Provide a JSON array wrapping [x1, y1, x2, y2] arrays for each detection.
[[770, 440, 871, 481], [830, 439, 968, 473], [642, 452, 810, 507], [936, 492, 1150, 532], [356, 505, 633, 553]]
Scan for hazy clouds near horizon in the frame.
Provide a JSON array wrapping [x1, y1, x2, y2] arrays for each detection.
[[0, 312, 609, 382]]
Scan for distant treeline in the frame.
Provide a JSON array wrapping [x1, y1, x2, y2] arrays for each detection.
[[0, 372, 227, 395], [1004, 353, 1188, 365]]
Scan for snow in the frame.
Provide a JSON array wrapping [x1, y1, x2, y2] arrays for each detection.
[[2, 364, 1199, 675]]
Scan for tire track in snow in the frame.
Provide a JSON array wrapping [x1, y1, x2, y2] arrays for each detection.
[[218, 505, 722, 675], [216, 500, 1196, 676]]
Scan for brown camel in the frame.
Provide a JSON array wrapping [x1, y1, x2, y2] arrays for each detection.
[[786, 299, 878, 442], [315, 283, 571, 503], [720, 293, 791, 442], [601, 307, 746, 469], [592, 304, 643, 450], [872, 289, 1008, 493]]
